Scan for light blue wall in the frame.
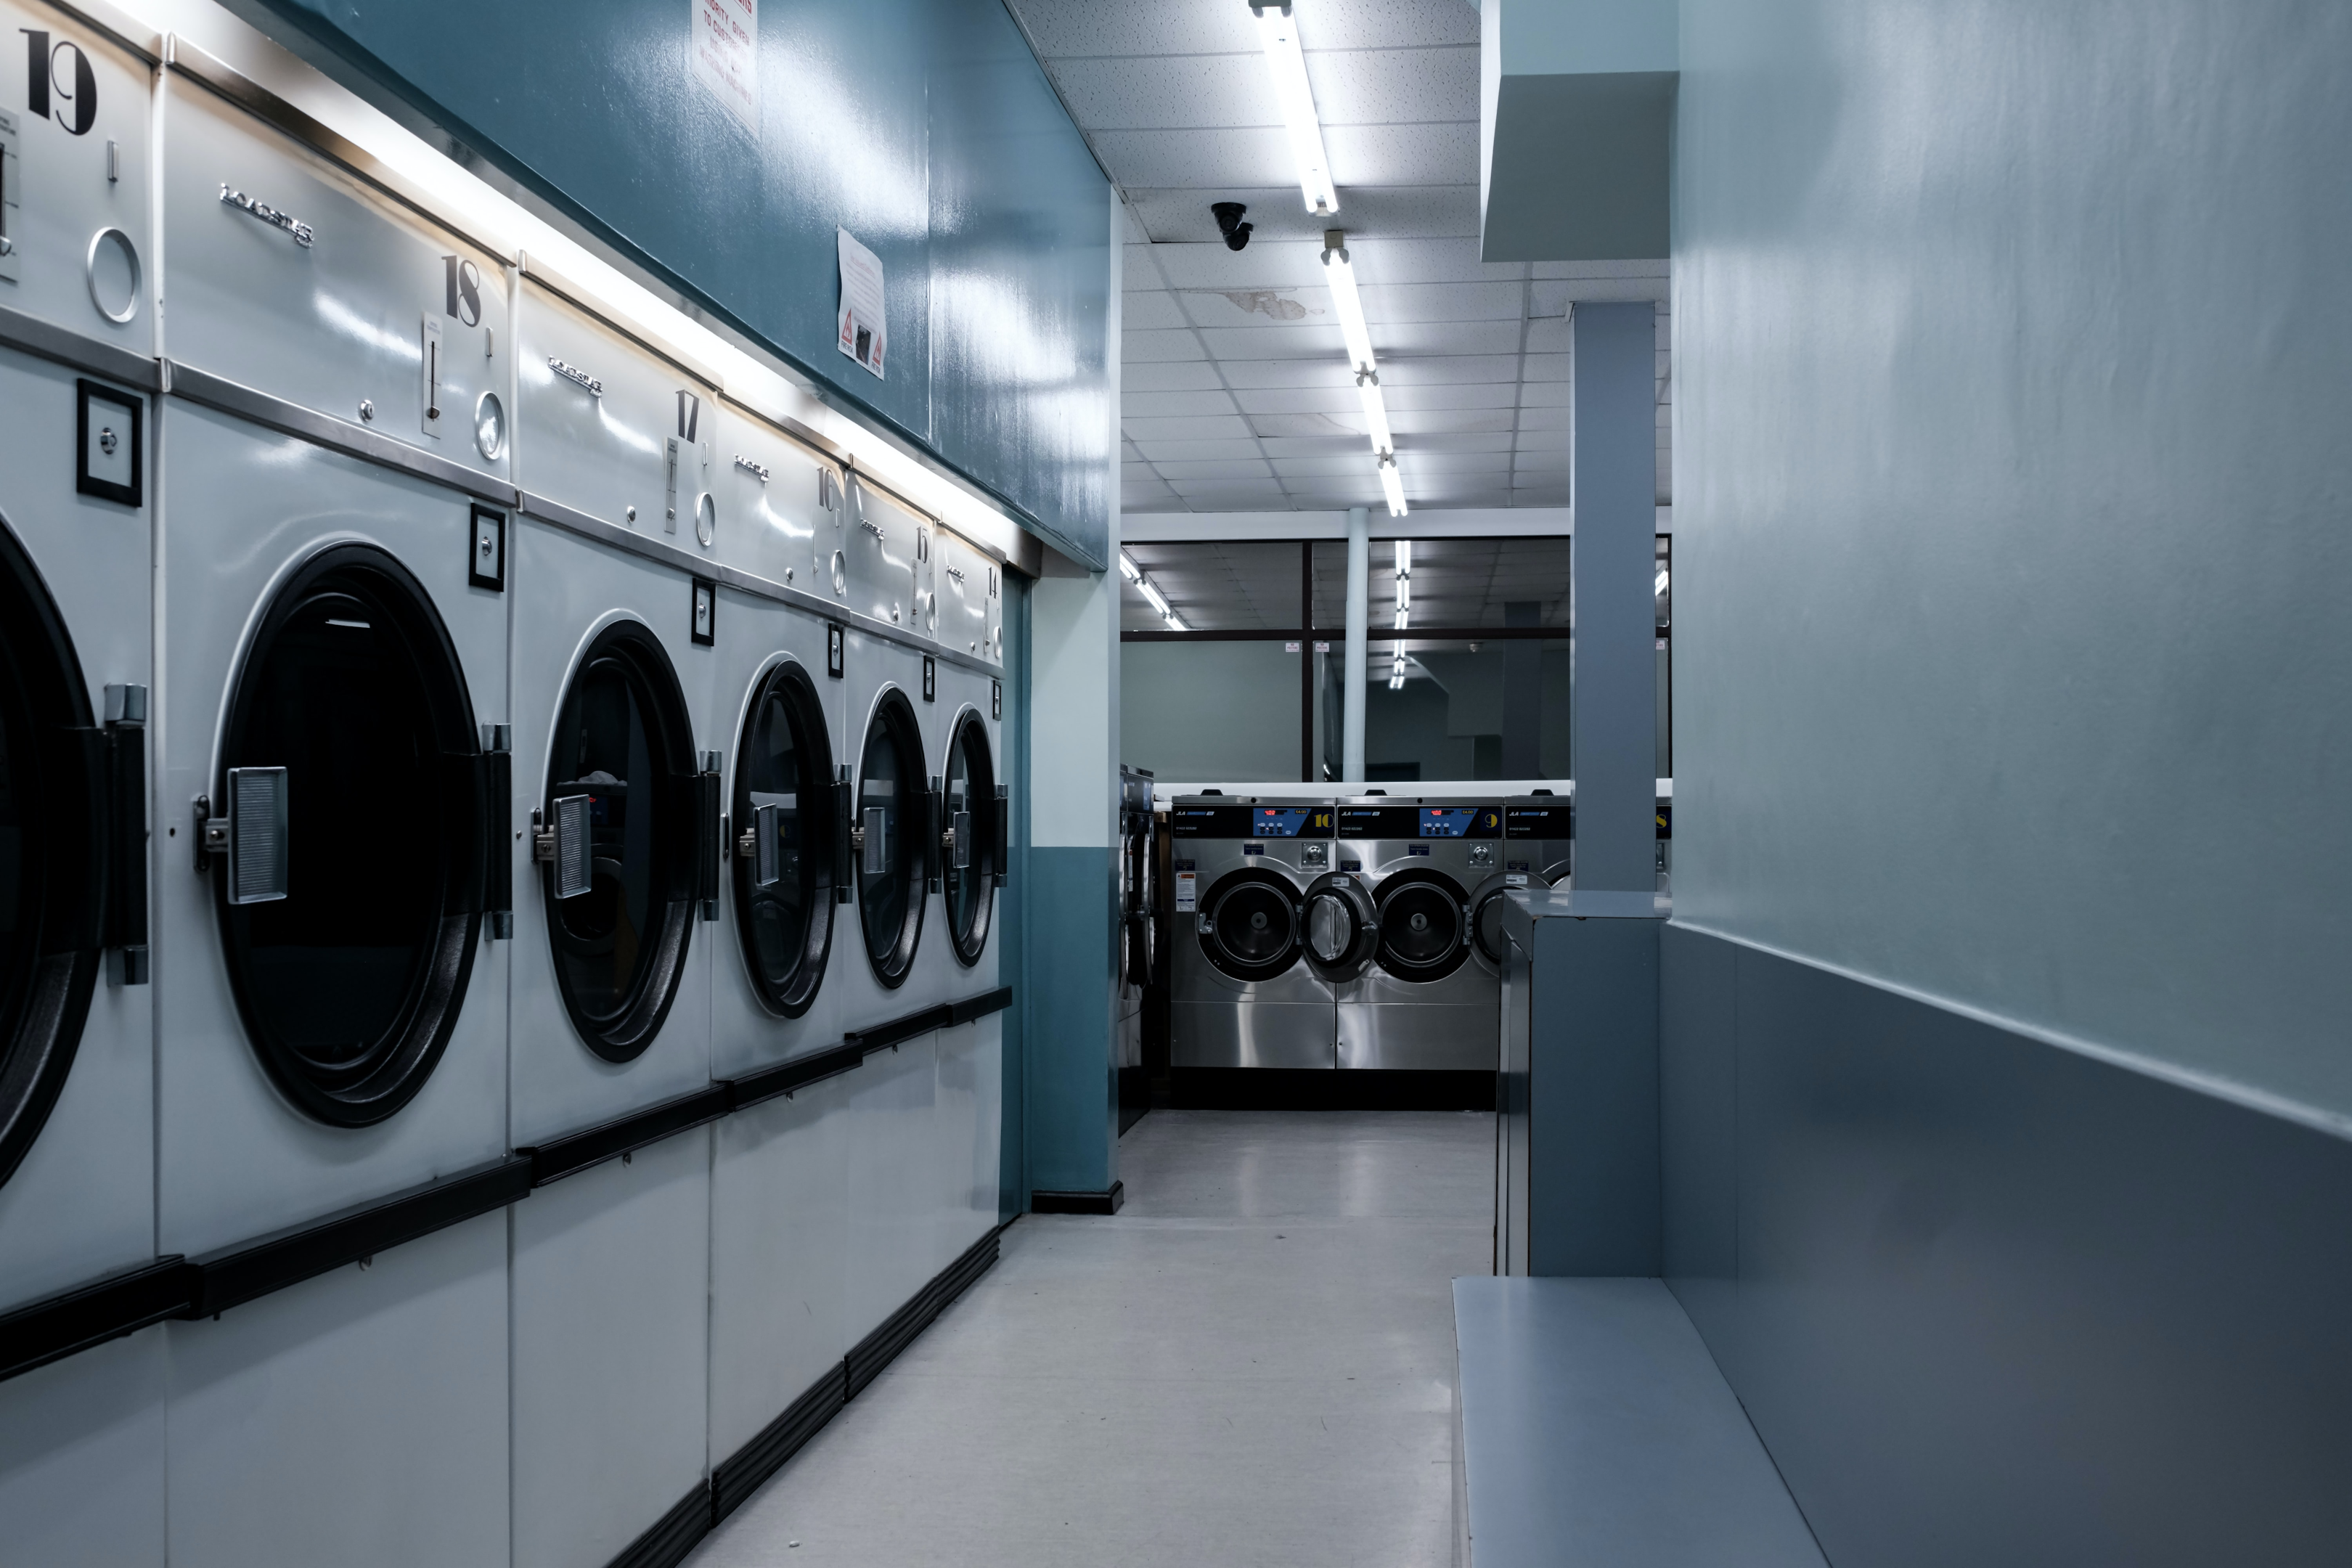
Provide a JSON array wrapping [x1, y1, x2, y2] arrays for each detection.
[[1674, 0, 2352, 1122]]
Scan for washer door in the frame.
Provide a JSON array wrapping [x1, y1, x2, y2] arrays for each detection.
[[1301, 871, 1378, 981], [218, 544, 486, 1124], [1469, 873, 1516, 974], [856, 688, 928, 987], [732, 660, 835, 1017], [941, 709, 997, 967], [1374, 868, 1471, 983], [1196, 867, 1304, 984], [544, 620, 699, 1063], [0, 520, 106, 1185]]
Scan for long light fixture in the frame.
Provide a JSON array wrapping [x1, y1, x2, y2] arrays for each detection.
[[1248, 1, 1338, 216], [1127, 557, 1189, 632], [1389, 539, 1410, 687], [1377, 452, 1407, 518], [1119, 551, 1143, 581]]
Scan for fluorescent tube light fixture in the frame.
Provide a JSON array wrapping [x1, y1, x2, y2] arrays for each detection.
[[1120, 552, 1143, 581], [1249, 1, 1338, 216], [1320, 233, 1376, 375], [1139, 579, 1171, 618], [1378, 452, 1407, 518], [1355, 369, 1395, 457]]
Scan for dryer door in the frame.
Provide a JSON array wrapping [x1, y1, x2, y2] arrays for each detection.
[[940, 708, 997, 968], [1196, 867, 1304, 984], [854, 688, 928, 987], [543, 619, 700, 1062], [214, 544, 487, 1125], [0, 520, 108, 1186], [1301, 871, 1378, 981], [1468, 873, 1517, 976], [732, 660, 835, 1017], [1373, 867, 1472, 983]]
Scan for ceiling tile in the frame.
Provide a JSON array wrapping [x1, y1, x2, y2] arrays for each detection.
[[1234, 387, 1362, 416], [1092, 127, 1293, 189], [1360, 282, 1524, 324], [1297, 0, 1480, 52], [1304, 46, 1479, 126], [1122, 389, 1239, 418], [1007, 0, 1258, 59], [1389, 409, 1516, 436], [1374, 319, 1524, 356], [1379, 355, 1522, 385], [1516, 405, 1572, 431], [1250, 410, 1370, 441], [1122, 290, 1191, 330], [1518, 380, 1572, 407], [1523, 317, 1572, 354], [1510, 484, 1574, 506], [1180, 287, 1333, 330], [1051, 55, 1271, 132], [1270, 454, 1391, 478], [1217, 359, 1358, 391], [1132, 438, 1273, 462], [1150, 457, 1275, 480], [1258, 435, 1386, 458], [1347, 237, 1525, 286], [1396, 450, 1514, 474], [1122, 329, 1209, 363], [1384, 383, 1522, 412], [1148, 239, 1331, 290], [1122, 414, 1258, 441], [1120, 359, 1227, 392], [1196, 324, 1352, 359], [1522, 353, 1572, 383], [1396, 431, 1515, 454], [1531, 258, 1671, 281], [1530, 277, 1668, 312], [1325, 122, 1479, 187], [1122, 244, 1166, 291], [1165, 476, 1292, 499]]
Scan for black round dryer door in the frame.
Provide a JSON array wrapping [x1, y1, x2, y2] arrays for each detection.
[[216, 544, 487, 1126], [941, 709, 997, 968], [732, 661, 835, 1017], [1374, 868, 1471, 983], [0, 518, 107, 1185], [544, 621, 699, 1062], [856, 689, 928, 987], [1196, 867, 1304, 983], [1469, 874, 1516, 973]]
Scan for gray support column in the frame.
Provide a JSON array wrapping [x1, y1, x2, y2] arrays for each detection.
[[1500, 600, 1543, 777], [1342, 506, 1369, 783], [1570, 303, 1658, 890]]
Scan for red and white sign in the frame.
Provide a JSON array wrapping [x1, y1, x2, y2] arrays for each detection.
[[691, 0, 759, 135]]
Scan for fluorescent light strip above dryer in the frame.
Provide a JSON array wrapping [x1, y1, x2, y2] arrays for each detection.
[[1320, 229, 1408, 519], [1249, 0, 1339, 216]]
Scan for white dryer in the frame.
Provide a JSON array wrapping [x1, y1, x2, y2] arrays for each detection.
[[149, 53, 513, 1568], [0, 6, 161, 1558], [506, 268, 723, 1568]]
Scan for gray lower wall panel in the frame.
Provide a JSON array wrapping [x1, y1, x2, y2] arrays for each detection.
[[1661, 924, 2352, 1567]]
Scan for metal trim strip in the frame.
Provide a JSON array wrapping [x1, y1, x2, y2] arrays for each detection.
[[0, 1256, 195, 1383], [190, 1154, 534, 1316], [520, 1085, 732, 1187], [848, 1003, 954, 1056], [514, 489, 1007, 680], [161, 36, 518, 267], [0, 301, 160, 391], [163, 359, 514, 503], [722, 1039, 869, 1113], [34, 0, 161, 62]]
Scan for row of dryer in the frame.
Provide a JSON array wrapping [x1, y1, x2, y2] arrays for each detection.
[[1166, 792, 1646, 1074], [0, 9, 1009, 1565]]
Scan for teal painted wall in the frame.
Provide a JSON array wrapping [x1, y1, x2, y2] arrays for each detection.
[[1022, 846, 1117, 1195]]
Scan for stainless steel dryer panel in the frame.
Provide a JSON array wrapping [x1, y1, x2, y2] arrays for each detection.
[[934, 527, 992, 660], [161, 74, 508, 471], [0, 2, 153, 354], [515, 276, 715, 542], [838, 473, 921, 630], [711, 399, 828, 592]]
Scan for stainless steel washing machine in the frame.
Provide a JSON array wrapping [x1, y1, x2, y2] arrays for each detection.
[[1503, 786, 1673, 891], [1116, 765, 1154, 1113], [1333, 796, 1508, 1072], [1169, 796, 1336, 1069]]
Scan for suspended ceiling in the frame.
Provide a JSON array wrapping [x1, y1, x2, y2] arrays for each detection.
[[1005, 0, 1671, 516]]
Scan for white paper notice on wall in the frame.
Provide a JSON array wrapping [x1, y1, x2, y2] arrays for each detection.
[[691, 0, 759, 136], [836, 228, 886, 380]]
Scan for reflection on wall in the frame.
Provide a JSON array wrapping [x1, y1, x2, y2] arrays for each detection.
[[1119, 640, 1299, 782]]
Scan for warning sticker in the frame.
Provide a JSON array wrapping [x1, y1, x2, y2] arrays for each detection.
[[1174, 872, 1196, 913], [690, 0, 759, 136]]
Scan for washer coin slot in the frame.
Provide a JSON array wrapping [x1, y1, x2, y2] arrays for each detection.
[[75, 379, 142, 505], [467, 504, 506, 592]]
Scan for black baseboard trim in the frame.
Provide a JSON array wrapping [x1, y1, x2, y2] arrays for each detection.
[[844, 1225, 1003, 1400], [710, 1362, 848, 1524], [1029, 1181, 1125, 1215], [1168, 1067, 1497, 1112], [605, 1479, 711, 1568]]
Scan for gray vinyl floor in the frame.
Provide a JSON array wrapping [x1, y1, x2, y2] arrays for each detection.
[[686, 1109, 1497, 1568]]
